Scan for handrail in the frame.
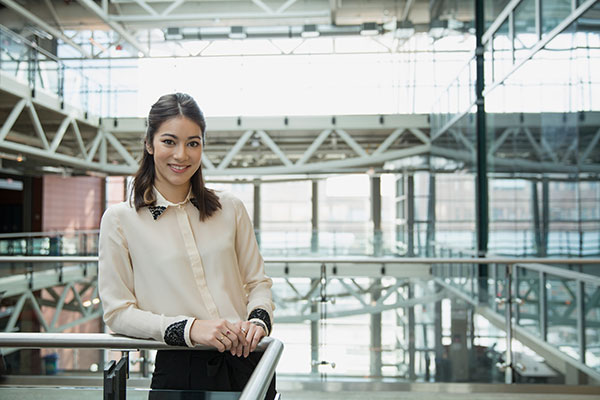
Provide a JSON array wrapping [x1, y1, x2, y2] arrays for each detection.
[[2, 256, 600, 264], [0, 230, 99, 239], [0, 332, 283, 399]]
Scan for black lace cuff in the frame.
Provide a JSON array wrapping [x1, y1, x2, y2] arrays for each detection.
[[248, 308, 271, 335], [164, 320, 187, 346]]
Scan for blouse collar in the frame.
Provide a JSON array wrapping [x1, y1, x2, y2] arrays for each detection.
[[148, 186, 199, 220]]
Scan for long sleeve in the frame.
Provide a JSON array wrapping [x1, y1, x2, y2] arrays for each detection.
[[233, 198, 275, 331], [98, 206, 195, 347]]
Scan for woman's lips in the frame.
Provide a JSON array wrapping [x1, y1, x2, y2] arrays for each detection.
[[169, 164, 190, 173]]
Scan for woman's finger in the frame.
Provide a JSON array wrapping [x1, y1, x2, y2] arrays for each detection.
[[212, 337, 226, 353], [251, 327, 264, 353]]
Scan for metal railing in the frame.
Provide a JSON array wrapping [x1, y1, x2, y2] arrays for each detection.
[[0, 332, 283, 400], [0, 255, 598, 383]]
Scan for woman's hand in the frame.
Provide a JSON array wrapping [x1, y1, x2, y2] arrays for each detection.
[[189, 319, 247, 353], [234, 321, 266, 357]]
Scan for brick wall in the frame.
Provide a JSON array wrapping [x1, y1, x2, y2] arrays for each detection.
[[42, 175, 104, 231]]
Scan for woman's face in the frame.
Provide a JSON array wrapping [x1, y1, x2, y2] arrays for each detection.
[[147, 116, 203, 197]]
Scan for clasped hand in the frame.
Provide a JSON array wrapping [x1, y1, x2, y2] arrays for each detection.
[[190, 319, 266, 357]]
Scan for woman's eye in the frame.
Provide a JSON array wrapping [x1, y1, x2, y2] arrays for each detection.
[[188, 141, 200, 147], [163, 139, 175, 145]]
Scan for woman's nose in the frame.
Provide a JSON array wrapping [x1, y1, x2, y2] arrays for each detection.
[[174, 144, 188, 160]]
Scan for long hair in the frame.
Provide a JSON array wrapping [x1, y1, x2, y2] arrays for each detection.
[[132, 92, 221, 221]]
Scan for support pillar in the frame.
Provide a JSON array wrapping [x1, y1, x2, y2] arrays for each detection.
[[425, 174, 436, 257], [542, 177, 549, 256], [407, 282, 416, 380], [475, 0, 489, 302], [370, 278, 382, 377], [371, 175, 382, 256], [310, 278, 319, 374], [311, 180, 319, 254], [532, 180, 543, 256], [450, 299, 469, 381], [253, 179, 261, 247], [407, 174, 415, 257]]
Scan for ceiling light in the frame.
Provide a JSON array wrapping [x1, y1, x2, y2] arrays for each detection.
[[429, 19, 448, 39], [360, 22, 380, 36], [164, 27, 183, 40], [229, 26, 247, 39], [395, 20, 415, 39], [301, 24, 320, 38]]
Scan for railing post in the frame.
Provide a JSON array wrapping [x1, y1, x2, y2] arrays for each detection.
[[103, 352, 128, 400], [539, 271, 547, 341], [577, 280, 586, 364], [504, 264, 513, 383]]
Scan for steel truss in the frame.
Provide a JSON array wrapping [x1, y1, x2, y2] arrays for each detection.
[[2, 73, 599, 177], [0, 263, 100, 354]]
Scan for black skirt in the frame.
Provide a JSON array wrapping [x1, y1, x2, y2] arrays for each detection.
[[150, 349, 277, 400]]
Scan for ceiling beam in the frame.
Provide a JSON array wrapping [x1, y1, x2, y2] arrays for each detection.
[[0, 0, 92, 59], [76, 0, 149, 57]]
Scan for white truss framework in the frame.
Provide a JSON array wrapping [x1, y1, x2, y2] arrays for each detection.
[[1, 74, 599, 177]]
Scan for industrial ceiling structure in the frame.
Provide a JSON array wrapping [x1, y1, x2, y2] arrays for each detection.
[[0, 0, 482, 59]]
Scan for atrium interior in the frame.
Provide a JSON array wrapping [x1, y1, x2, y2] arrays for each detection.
[[0, 0, 599, 399]]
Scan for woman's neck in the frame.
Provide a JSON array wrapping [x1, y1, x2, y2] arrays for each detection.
[[154, 180, 190, 204]]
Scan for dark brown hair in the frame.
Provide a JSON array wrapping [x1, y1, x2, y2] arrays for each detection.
[[132, 92, 221, 220]]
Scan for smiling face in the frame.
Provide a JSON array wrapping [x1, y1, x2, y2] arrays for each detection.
[[146, 116, 203, 203]]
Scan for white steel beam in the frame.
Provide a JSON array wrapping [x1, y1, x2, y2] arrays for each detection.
[[561, 139, 578, 164], [49, 115, 74, 153], [334, 129, 368, 158], [26, 101, 50, 150], [217, 130, 254, 170], [104, 131, 138, 167], [277, 0, 299, 14], [540, 136, 559, 163], [373, 128, 404, 156], [71, 120, 88, 159], [488, 128, 514, 156], [110, 10, 330, 22], [202, 155, 215, 170], [76, 0, 149, 57], [0, 0, 92, 59], [256, 130, 293, 167], [449, 128, 474, 153], [580, 128, 600, 164], [522, 127, 546, 160], [162, 0, 185, 16], [296, 129, 332, 165], [408, 128, 430, 145], [252, 0, 274, 14], [132, 0, 158, 15], [0, 99, 27, 142], [86, 131, 103, 163]]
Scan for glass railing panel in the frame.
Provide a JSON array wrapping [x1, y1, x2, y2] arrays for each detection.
[[585, 281, 600, 372], [515, 266, 541, 337], [546, 274, 580, 361], [542, 0, 573, 35], [514, 0, 538, 66]]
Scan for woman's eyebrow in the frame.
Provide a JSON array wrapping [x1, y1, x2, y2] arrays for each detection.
[[186, 135, 202, 141], [159, 133, 177, 139]]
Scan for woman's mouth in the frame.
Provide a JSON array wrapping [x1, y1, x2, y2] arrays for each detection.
[[169, 164, 190, 173]]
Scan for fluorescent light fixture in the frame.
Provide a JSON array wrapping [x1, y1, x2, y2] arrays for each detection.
[[229, 26, 247, 39], [395, 20, 415, 39], [360, 22, 380, 36], [165, 27, 183, 40], [301, 24, 320, 38], [429, 19, 448, 39]]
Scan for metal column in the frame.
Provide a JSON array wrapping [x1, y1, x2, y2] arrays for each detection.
[[370, 278, 382, 377], [310, 278, 319, 374], [532, 180, 543, 256], [407, 174, 415, 257], [371, 175, 382, 256], [253, 179, 261, 246], [541, 177, 549, 256], [475, 0, 489, 302], [311, 180, 319, 254], [425, 174, 436, 257], [407, 282, 416, 380]]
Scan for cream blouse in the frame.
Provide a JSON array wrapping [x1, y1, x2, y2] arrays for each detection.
[[98, 187, 274, 347]]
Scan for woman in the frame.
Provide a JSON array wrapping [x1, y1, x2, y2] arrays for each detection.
[[98, 93, 276, 398]]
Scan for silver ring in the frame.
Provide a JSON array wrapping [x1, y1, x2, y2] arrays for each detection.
[[241, 327, 247, 334]]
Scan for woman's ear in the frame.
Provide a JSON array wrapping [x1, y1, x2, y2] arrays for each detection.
[[145, 140, 153, 155]]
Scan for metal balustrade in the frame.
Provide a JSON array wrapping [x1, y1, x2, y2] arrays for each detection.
[[0, 333, 283, 400], [0, 256, 598, 384]]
